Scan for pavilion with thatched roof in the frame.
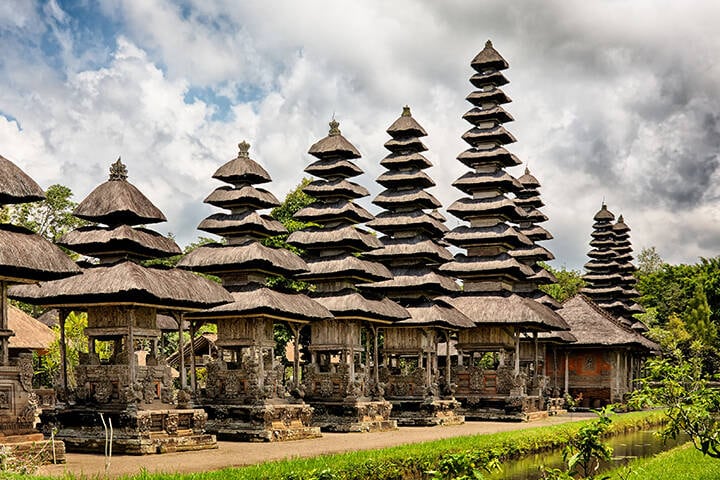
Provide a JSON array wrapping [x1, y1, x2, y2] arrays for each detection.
[[287, 120, 409, 432], [363, 106, 471, 426], [439, 41, 570, 421], [177, 141, 331, 441], [10, 159, 232, 455], [0, 153, 80, 461]]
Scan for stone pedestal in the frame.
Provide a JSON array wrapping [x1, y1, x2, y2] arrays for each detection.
[[41, 407, 216, 455], [204, 403, 321, 442], [391, 398, 464, 427], [310, 400, 397, 432]]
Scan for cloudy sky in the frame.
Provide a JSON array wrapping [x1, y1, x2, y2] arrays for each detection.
[[2, 0, 719, 270]]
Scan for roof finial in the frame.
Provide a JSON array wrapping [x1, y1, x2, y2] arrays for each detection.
[[485, 39, 493, 48], [109, 157, 128, 181], [402, 105, 412, 117], [238, 140, 250, 158], [328, 118, 341, 136], [524, 166, 530, 175], [618, 214, 624, 223]]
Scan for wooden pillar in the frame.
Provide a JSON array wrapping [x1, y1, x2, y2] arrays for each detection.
[[614, 351, 621, 402], [189, 320, 197, 393], [564, 352, 569, 394], [128, 309, 136, 386], [373, 326, 380, 385], [175, 312, 187, 389], [514, 331, 520, 375], [533, 331, 538, 382], [290, 323, 301, 388], [0, 282, 7, 366], [59, 308, 69, 399]]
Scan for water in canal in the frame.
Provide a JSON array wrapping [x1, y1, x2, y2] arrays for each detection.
[[487, 429, 689, 480]]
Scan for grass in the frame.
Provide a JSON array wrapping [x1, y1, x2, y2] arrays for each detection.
[[14, 410, 664, 480], [605, 442, 720, 480]]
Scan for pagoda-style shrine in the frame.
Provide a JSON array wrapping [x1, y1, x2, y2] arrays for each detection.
[[0, 154, 80, 463], [287, 119, 408, 432], [610, 215, 645, 329], [363, 106, 471, 426], [439, 41, 569, 421], [11, 159, 232, 454], [177, 141, 331, 441]]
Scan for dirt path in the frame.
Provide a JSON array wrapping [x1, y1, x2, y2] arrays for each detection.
[[37, 414, 595, 478]]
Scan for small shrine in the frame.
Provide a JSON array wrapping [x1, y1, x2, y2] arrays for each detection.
[[287, 120, 409, 432], [11, 159, 232, 454], [177, 141, 331, 441], [363, 106, 471, 426], [0, 154, 80, 463], [439, 41, 569, 421]]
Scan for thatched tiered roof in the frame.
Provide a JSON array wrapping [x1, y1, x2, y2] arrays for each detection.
[[610, 216, 645, 325], [9, 159, 231, 311], [440, 40, 567, 333], [363, 106, 467, 329], [556, 295, 657, 351], [178, 141, 330, 323], [0, 154, 46, 205], [8, 305, 55, 352], [287, 120, 408, 324]]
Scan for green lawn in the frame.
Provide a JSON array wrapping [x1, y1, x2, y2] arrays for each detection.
[[606, 442, 720, 480]]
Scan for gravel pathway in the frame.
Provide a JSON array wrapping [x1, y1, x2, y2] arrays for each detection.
[[37, 413, 595, 478]]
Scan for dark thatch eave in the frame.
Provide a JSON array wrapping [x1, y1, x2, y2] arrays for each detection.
[[398, 300, 474, 329], [304, 159, 363, 179], [74, 178, 167, 226], [376, 169, 435, 189], [9, 260, 233, 310], [466, 89, 511, 107], [469, 70, 509, 88], [509, 245, 555, 263], [367, 211, 448, 237], [557, 295, 658, 350], [299, 254, 392, 282], [452, 170, 521, 195], [519, 224, 553, 241], [0, 154, 45, 205], [360, 269, 459, 294], [0, 224, 80, 283], [463, 105, 514, 124], [442, 293, 570, 331], [444, 224, 532, 250], [8, 305, 55, 351], [311, 290, 409, 323], [462, 125, 517, 146], [386, 109, 428, 137], [518, 168, 540, 188], [177, 242, 308, 276], [295, 200, 373, 224], [59, 225, 181, 259], [457, 147, 521, 168], [186, 286, 331, 323], [380, 152, 433, 170], [212, 142, 272, 185], [204, 186, 280, 210], [156, 313, 180, 331], [198, 211, 286, 238], [593, 204, 615, 221], [364, 236, 453, 263], [447, 197, 527, 222], [304, 178, 368, 200], [373, 188, 441, 210], [287, 225, 381, 251], [308, 121, 361, 160], [384, 137, 427, 154], [440, 253, 535, 279], [471, 40, 509, 71]]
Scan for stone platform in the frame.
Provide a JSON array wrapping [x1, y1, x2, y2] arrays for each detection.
[[391, 398, 465, 426], [203, 403, 322, 442], [311, 400, 398, 432], [0, 433, 66, 466]]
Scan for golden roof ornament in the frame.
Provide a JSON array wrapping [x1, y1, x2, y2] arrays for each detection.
[[109, 157, 128, 181], [238, 140, 251, 158], [401, 105, 412, 117], [328, 119, 341, 136]]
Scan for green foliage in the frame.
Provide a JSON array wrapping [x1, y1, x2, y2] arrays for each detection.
[[35, 311, 93, 389], [265, 178, 317, 257], [631, 354, 720, 459], [539, 263, 585, 303], [2, 184, 87, 242], [144, 236, 218, 268], [636, 246, 663, 276], [604, 442, 720, 480], [683, 282, 717, 347]]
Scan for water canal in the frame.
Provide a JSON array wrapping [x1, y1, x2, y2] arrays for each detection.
[[488, 428, 689, 480]]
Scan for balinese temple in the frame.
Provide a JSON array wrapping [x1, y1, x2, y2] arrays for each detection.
[[610, 215, 646, 330], [0, 154, 80, 463], [11, 159, 232, 454], [177, 141, 331, 441], [287, 119, 409, 432], [362, 106, 472, 426], [546, 294, 657, 407], [512, 168, 559, 310], [439, 40, 569, 421]]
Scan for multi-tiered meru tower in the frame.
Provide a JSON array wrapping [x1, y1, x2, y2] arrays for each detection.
[[177, 142, 331, 441], [440, 41, 569, 421], [288, 120, 408, 432], [363, 106, 471, 426]]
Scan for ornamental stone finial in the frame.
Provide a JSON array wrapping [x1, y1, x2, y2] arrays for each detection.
[[328, 119, 341, 136], [238, 140, 251, 158], [485, 39, 493, 48], [109, 157, 128, 181], [401, 105, 412, 117]]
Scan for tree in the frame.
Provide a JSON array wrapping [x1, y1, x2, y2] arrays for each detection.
[[3, 184, 87, 242], [636, 246, 663, 276], [539, 263, 585, 303], [684, 281, 717, 347], [631, 354, 720, 459]]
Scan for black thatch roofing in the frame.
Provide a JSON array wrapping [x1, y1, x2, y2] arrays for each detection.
[[386, 106, 428, 137], [204, 185, 279, 210], [9, 260, 232, 310], [308, 120, 361, 160], [444, 224, 532, 250], [74, 159, 167, 226], [469, 70, 509, 88], [457, 147, 521, 168], [0, 224, 80, 283], [212, 141, 272, 185], [198, 211, 286, 238], [156, 313, 180, 331], [288, 225, 381, 251], [463, 105, 514, 124], [471, 40, 509, 71], [186, 286, 331, 323], [462, 126, 517, 146], [380, 152, 433, 170], [440, 253, 535, 280], [0, 154, 45, 205], [364, 236, 453, 264], [398, 299, 475, 329], [295, 199, 373, 224], [304, 178, 368, 199], [376, 169, 435, 189], [300, 254, 392, 282], [59, 225, 181, 259], [177, 242, 308, 276], [304, 158, 363, 179], [452, 170, 521, 195], [360, 268, 459, 295], [442, 293, 570, 332], [312, 290, 409, 323], [367, 211, 448, 237], [556, 295, 657, 350], [447, 197, 527, 222], [373, 188, 441, 210]]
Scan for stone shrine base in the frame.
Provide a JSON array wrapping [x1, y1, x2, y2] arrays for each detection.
[[203, 403, 322, 442], [0, 432, 66, 466], [390, 398, 465, 426], [42, 407, 217, 455], [458, 395, 547, 422], [310, 400, 398, 433]]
